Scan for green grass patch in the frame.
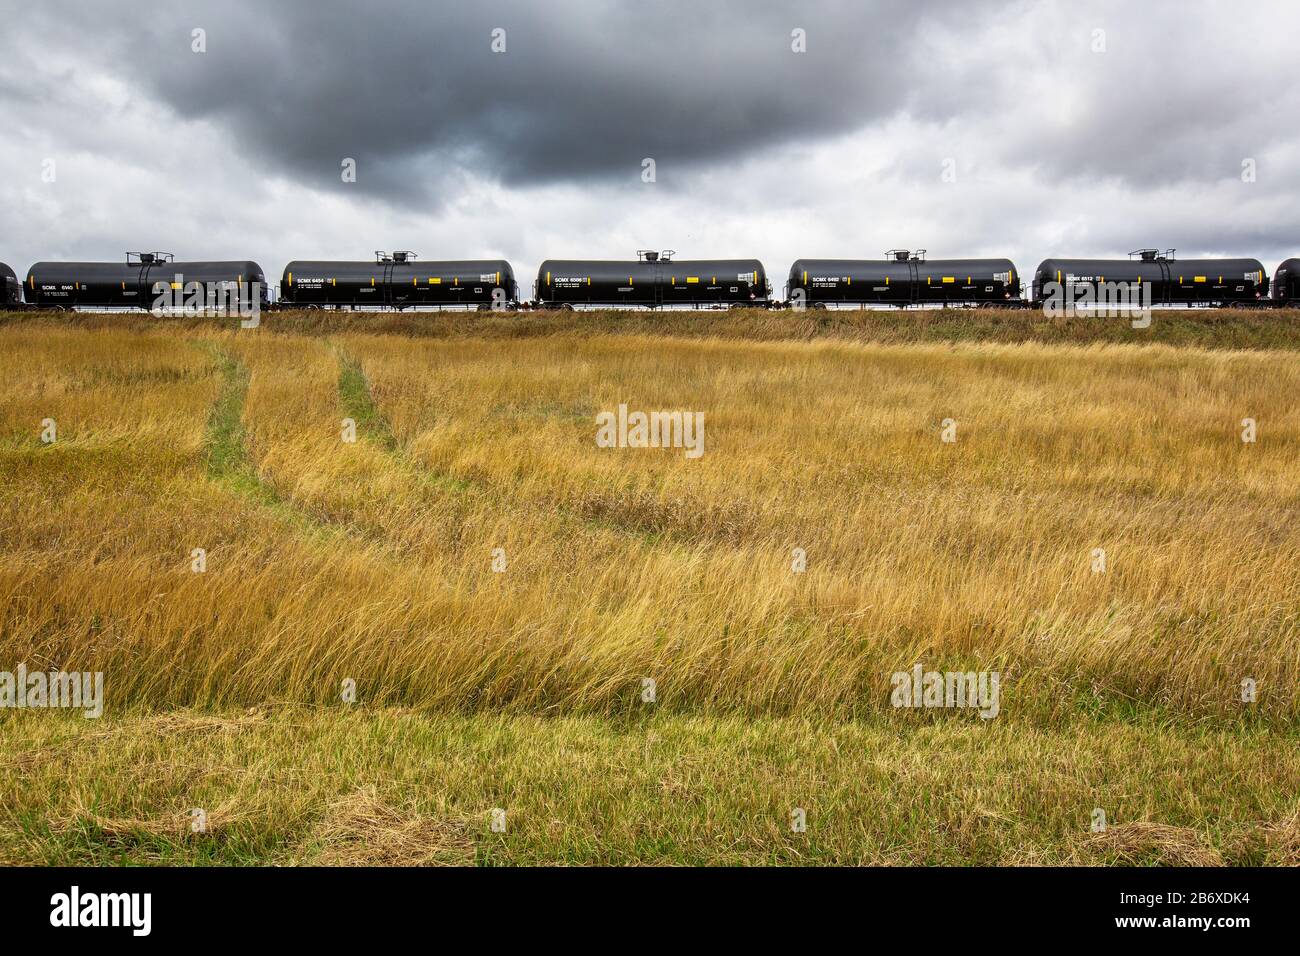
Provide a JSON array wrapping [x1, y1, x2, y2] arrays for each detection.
[[0, 708, 1296, 866]]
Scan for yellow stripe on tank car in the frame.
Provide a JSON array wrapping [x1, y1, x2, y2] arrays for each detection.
[[885, 276, 890, 286], [288, 272, 293, 286], [496, 271, 501, 285], [331, 278, 336, 287], [546, 271, 551, 285], [170, 282, 180, 289], [686, 276, 699, 284], [1194, 276, 1206, 283], [942, 276, 955, 284], [429, 277, 440, 284]]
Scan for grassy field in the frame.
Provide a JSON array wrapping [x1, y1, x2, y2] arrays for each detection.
[[0, 308, 1297, 865]]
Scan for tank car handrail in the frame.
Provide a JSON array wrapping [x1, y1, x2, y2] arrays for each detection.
[[127, 251, 174, 265]]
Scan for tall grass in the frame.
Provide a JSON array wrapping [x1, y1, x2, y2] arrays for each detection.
[[0, 321, 1295, 723]]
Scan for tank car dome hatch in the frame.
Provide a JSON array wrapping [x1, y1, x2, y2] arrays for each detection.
[[1129, 249, 1175, 262], [129, 251, 175, 266]]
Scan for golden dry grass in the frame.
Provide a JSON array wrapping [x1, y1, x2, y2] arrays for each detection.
[[1, 323, 1295, 719]]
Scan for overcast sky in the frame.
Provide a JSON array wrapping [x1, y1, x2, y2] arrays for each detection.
[[1, 0, 1297, 294]]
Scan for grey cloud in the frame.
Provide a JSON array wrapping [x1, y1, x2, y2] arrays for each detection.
[[14, 0, 1004, 202], [10, 0, 1299, 206]]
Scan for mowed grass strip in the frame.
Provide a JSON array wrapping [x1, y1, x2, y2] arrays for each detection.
[[0, 708, 1296, 866], [199, 344, 274, 500], [335, 348, 399, 454]]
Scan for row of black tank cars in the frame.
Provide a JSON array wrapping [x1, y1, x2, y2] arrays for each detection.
[[4, 247, 1300, 312]]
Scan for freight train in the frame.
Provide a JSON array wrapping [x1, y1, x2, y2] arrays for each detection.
[[1272, 258, 1300, 303], [787, 250, 1019, 307], [279, 251, 517, 310], [2, 262, 20, 307], [21, 253, 268, 311], [1030, 249, 1270, 307], [534, 251, 768, 309], [3, 246, 1299, 312]]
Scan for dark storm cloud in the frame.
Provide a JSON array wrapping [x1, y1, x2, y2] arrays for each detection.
[[14, 0, 998, 201], [10, 0, 1299, 208]]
